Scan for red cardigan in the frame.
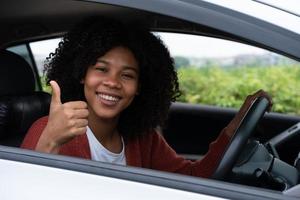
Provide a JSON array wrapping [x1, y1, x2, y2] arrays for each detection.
[[21, 116, 230, 178]]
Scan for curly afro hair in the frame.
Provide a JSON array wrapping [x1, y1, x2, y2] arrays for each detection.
[[45, 16, 180, 138]]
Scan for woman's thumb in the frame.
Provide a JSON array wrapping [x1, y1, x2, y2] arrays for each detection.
[[50, 80, 62, 105]]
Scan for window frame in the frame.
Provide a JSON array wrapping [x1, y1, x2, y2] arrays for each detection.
[[0, 145, 292, 200]]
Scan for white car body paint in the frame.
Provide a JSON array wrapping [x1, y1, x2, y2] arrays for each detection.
[[0, 159, 227, 200]]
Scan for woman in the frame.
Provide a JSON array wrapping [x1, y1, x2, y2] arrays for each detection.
[[21, 16, 271, 178]]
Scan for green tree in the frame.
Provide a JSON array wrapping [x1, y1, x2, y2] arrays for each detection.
[[177, 64, 300, 115], [174, 56, 190, 69]]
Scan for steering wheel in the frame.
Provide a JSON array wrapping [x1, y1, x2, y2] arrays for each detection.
[[212, 97, 270, 180]]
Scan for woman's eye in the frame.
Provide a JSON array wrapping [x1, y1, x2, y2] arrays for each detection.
[[95, 67, 107, 72], [122, 73, 135, 80]]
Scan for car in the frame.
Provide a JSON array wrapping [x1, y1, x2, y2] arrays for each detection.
[[0, 0, 299, 199]]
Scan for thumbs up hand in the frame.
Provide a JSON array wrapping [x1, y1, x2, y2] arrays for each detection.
[[36, 80, 89, 153]]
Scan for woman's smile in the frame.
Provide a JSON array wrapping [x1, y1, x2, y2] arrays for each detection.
[[96, 92, 122, 106]]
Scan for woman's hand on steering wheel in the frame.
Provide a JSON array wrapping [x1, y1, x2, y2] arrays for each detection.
[[225, 89, 273, 138]]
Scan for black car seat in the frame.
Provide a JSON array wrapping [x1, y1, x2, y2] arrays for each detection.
[[0, 50, 50, 147]]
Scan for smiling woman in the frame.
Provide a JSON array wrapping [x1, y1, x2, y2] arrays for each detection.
[[20, 16, 272, 180]]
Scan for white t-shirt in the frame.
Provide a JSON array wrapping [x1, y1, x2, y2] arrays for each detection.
[[86, 126, 126, 165]]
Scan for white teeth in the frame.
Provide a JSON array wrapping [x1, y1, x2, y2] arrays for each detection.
[[98, 94, 119, 102]]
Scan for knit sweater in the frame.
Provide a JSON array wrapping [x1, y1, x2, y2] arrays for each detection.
[[21, 116, 230, 178]]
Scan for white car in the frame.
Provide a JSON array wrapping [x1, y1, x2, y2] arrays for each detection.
[[0, 0, 299, 199]]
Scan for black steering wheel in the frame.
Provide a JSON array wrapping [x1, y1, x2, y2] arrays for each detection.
[[212, 97, 270, 180]]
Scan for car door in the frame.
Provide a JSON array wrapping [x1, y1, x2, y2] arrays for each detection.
[[1, 145, 297, 200]]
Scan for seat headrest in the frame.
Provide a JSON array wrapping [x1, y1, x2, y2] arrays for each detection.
[[0, 50, 35, 95]]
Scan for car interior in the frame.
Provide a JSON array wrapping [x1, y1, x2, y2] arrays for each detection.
[[0, 50, 50, 147], [0, 0, 300, 196]]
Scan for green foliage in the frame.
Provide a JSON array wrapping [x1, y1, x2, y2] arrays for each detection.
[[40, 76, 51, 93], [174, 56, 190, 69], [177, 65, 300, 115]]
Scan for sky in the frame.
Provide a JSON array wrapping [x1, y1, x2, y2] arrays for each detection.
[[156, 33, 268, 58], [30, 38, 61, 58], [31, 33, 269, 62]]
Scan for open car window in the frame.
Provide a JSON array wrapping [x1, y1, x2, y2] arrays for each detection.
[[21, 33, 300, 115], [158, 32, 300, 115]]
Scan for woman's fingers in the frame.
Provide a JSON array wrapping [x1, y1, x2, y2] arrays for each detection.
[[64, 101, 88, 109], [225, 89, 273, 137], [74, 119, 88, 128], [73, 127, 88, 136], [248, 89, 273, 112], [73, 109, 89, 119]]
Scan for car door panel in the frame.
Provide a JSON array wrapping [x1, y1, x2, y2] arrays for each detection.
[[163, 102, 300, 163]]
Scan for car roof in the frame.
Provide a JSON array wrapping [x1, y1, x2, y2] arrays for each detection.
[[0, 0, 171, 45], [1, 0, 300, 62], [203, 0, 300, 34]]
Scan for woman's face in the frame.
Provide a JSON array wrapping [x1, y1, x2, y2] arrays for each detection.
[[82, 46, 139, 121]]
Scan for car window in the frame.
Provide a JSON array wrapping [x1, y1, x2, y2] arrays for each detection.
[[157, 32, 300, 115], [29, 38, 61, 93], [22, 33, 300, 115], [6, 44, 41, 90], [7, 44, 34, 66]]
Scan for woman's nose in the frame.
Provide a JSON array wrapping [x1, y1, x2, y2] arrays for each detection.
[[103, 74, 121, 89]]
